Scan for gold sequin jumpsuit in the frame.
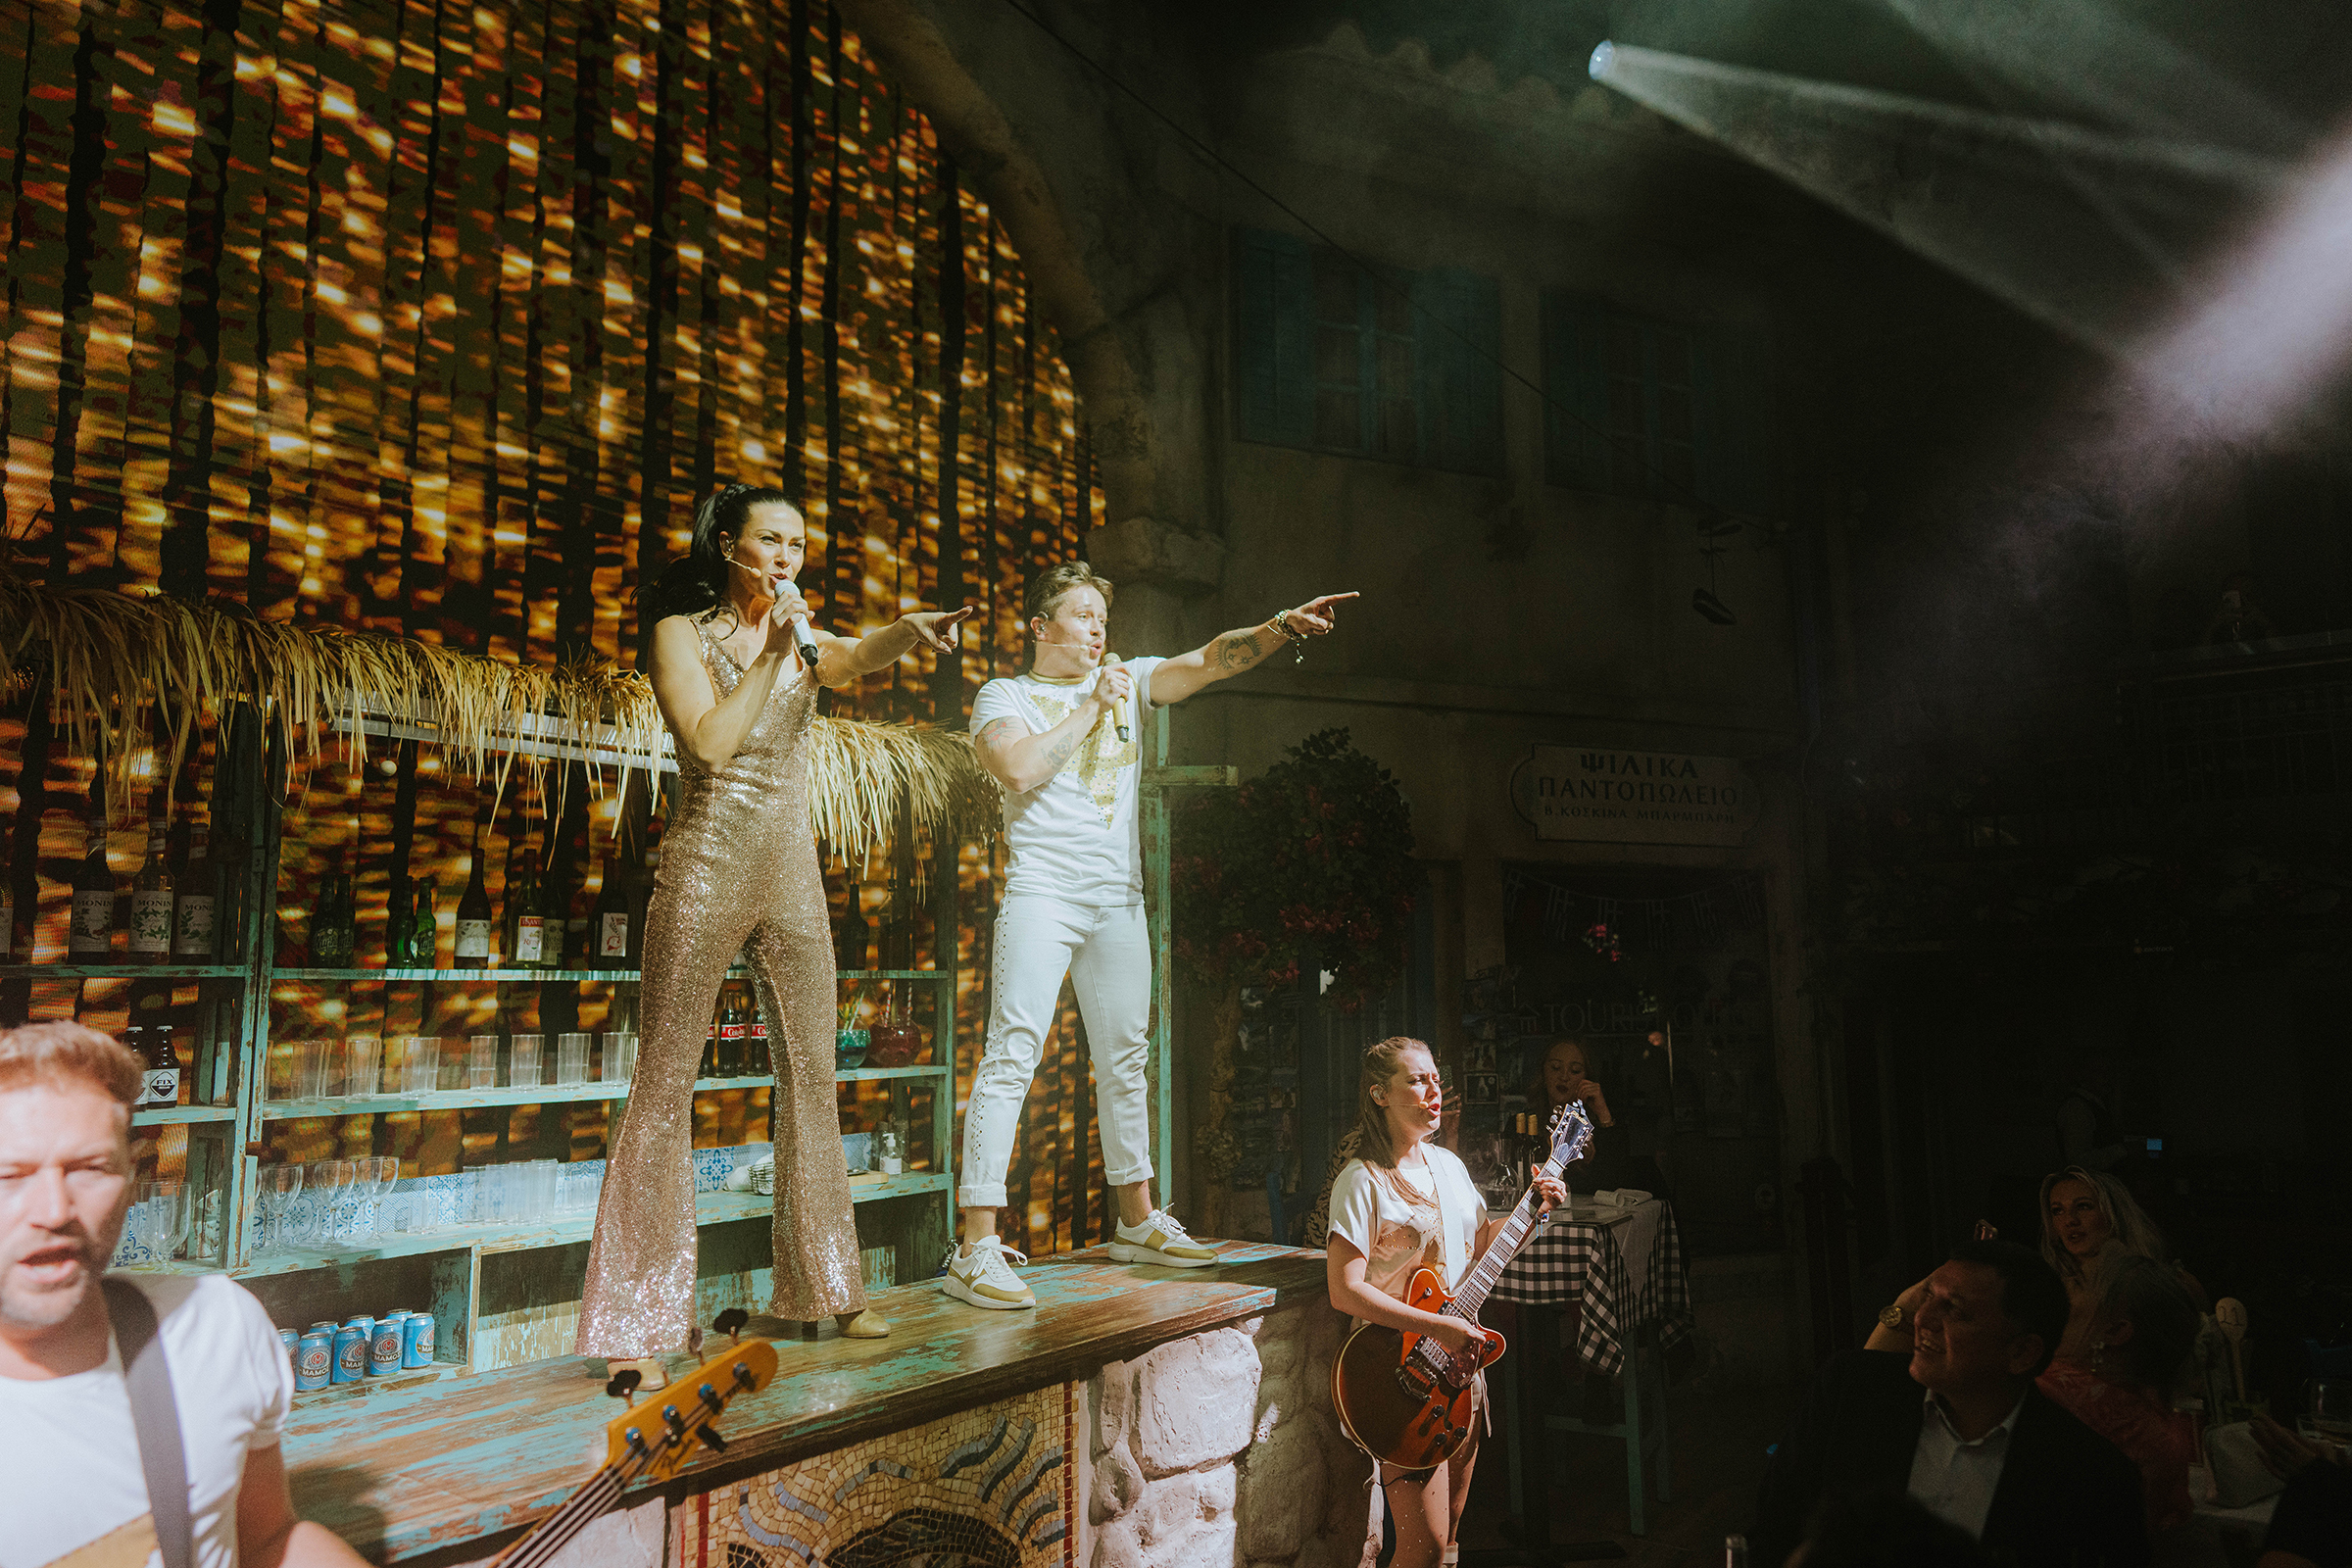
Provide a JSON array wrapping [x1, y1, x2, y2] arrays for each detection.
[[576, 617, 864, 1356]]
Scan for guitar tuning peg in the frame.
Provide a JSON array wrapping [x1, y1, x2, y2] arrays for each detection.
[[686, 1325, 705, 1356], [696, 1427, 729, 1454], [606, 1369, 644, 1406], [712, 1308, 749, 1343]]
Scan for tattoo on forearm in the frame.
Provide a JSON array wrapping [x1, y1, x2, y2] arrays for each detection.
[[1042, 730, 1082, 772], [1211, 628, 1272, 672], [974, 718, 1022, 750]]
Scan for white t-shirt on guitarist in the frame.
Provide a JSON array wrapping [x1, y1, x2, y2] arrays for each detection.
[[1326, 1146, 1487, 1305], [0, 1273, 292, 1568]]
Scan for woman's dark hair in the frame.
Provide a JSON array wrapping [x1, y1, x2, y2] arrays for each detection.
[[1525, 1036, 1587, 1110], [640, 481, 800, 628]]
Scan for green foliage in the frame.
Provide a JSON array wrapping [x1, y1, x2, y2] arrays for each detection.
[[1172, 728, 1417, 1012]]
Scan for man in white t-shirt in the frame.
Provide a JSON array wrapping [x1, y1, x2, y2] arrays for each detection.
[[944, 560, 1355, 1311], [0, 1021, 368, 1568]]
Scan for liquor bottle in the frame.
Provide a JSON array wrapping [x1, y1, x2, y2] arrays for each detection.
[[833, 882, 871, 973], [506, 834, 547, 969], [173, 820, 217, 963], [455, 811, 493, 968], [539, 825, 574, 969], [716, 982, 749, 1077], [590, 841, 628, 966], [128, 988, 179, 1109], [307, 855, 353, 967], [410, 878, 438, 969], [70, 784, 117, 962], [127, 794, 174, 960]]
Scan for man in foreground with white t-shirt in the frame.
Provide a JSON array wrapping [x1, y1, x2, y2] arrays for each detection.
[[945, 560, 1355, 1311], [0, 1021, 369, 1568]]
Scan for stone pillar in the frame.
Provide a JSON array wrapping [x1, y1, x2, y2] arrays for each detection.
[[1082, 1299, 1373, 1568]]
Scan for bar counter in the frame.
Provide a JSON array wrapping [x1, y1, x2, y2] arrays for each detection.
[[285, 1243, 1353, 1568]]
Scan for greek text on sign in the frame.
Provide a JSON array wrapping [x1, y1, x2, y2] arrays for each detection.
[[1509, 746, 1759, 846]]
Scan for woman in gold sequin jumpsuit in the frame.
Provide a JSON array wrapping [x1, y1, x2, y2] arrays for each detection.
[[576, 482, 970, 1359]]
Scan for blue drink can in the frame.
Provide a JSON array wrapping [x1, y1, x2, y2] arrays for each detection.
[[307, 1320, 336, 1335], [344, 1313, 375, 1340], [330, 1323, 369, 1384], [277, 1327, 298, 1356], [295, 1331, 332, 1391], [368, 1316, 404, 1375], [400, 1311, 435, 1369]]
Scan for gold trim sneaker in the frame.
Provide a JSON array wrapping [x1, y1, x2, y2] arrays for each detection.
[[1108, 1209, 1218, 1268], [942, 1237, 1035, 1310]]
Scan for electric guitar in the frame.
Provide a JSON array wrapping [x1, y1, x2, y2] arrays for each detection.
[[494, 1313, 778, 1568], [1329, 1102, 1593, 1470]]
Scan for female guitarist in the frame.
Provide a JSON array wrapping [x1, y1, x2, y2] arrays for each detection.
[[1325, 1037, 1566, 1568]]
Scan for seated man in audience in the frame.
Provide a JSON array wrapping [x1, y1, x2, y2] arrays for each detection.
[[0, 1021, 368, 1568], [1752, 1240, 2148, 1568]]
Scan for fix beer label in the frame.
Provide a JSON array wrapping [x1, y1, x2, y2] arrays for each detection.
[[142, 1067, 179, 1108]]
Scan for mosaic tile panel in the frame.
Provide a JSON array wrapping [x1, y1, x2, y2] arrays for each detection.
[[674, 1381, 1076, 1568]]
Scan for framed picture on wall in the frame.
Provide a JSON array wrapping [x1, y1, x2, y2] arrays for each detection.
[[1468, 1072, 1497, 1103]]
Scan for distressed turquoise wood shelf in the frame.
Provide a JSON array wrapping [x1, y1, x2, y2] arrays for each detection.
[[0, 962, 251, 979], [132, 1104, 240, 1126], [230, 1174, 952, 1278], [258, 1063, 949, 1119]]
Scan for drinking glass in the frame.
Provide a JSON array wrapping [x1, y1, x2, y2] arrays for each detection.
[[133, 1180, 188, 1260], [400, 1036, 441, 1096], [603, 1032, 638, 1085], [295, 1040, 334, 1101], [466, 1034, 499, 1089], [344, 1037, 382, 1100], [555, 1033, 590, 1086], [509, 1034, 543, 1090], [364, 1155, 400, 1240], [2312, 1380, 2352, 1442], [309, 1159, 356, 1246], [259, 1163, 302, 1251]]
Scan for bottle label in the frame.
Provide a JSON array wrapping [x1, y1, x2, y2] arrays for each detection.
[[141, 1066, 180, 1109], [879, 1154, 904, 1175], [455, 919, 491, 959], [600, 912, 628, 958], [71, 891, 113, 953], [129, 891, 174, 955], [514, 917, 545, 963], [174, 894, 216, 956], [719, 1023, 746, 1042]]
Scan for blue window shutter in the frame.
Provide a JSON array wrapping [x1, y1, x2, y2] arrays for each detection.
[[1235, 228, 1313, 448], [1412, 268, 1503, 475], [1541, 291, 1610, 491], [1692, 323, 1772, 520]]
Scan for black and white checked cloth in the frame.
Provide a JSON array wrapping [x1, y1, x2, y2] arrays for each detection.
[[1488, 1200, 1693, 1376]]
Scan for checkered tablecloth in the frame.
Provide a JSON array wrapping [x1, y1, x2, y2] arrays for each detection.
[[1487, 1199, 1692, 1377]]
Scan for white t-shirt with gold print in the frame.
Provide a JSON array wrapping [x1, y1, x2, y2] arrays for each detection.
[[970, 659, 1161, 906]]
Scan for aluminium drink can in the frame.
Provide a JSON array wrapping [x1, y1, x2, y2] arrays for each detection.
[[400, 1311, 435, 1369], [368, 1316, 404, 1375], [277, 1328, 298, 1363], [330, 1323, 369, 1384], [294, 1331, 332, 1391]]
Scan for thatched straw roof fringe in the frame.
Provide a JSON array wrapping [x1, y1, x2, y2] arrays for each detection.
[[0, 574, 1000, 864]]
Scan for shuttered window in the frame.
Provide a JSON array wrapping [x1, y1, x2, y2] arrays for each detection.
[[1542, 291, 1771, 518], [1234, 228, 1503, 476]]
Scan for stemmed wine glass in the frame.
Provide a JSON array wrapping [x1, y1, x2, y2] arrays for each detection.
[[308, 1159, 355, 1247], [258, 1163, 303, 1252], [365, 1155, 400, 1241]]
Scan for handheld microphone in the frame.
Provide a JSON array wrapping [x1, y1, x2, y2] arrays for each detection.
[[729, 553, 823, 676], [1102, 652, 1131, 744]]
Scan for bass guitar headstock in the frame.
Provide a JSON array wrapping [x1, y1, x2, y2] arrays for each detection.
[[602, 1328, 777, 1482]]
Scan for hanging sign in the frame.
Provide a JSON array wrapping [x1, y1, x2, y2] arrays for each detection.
[[1508, 745, 1759, 847]]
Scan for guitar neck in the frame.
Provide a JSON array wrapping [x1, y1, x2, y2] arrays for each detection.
[[1447, 1150, 1570, 1321]]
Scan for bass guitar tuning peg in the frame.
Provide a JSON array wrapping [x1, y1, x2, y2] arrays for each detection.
[[605, 1368, 643, 1406], [711, 1308, 750, 1343]]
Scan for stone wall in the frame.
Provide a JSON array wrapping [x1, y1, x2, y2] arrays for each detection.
[[1080, 1299, 1375, 1568]]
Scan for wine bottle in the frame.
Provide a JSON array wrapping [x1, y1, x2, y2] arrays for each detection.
[[410, 878, 438, 969], [0, 874, 14, 960], [590, 841, 627, 966], [70, 783, 116, 962], [455, 811, 493, 968], [834, 883, 871, 973], [172, 819, 217, 963], [506, 833, 546, 969], [623, 818, 662, 966], [307, 854, 353, 967], [127, 794, 175, 960], [384, 872, 414, 965], [550, 827, 584, 969]]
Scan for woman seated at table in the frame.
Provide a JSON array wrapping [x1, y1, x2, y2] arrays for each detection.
[[2036, 1165, 2206, 1365], [1325, 1037, 1565, 1568], [2034, 1254, 2202, 1538], [1526, 1036, 1627, 1194]]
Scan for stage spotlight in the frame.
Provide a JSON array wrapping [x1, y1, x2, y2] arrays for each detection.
[[1691, 588, 1737, 625], [1590, 40, 1615, 82]]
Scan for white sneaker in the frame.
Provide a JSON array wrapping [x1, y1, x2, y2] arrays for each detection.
[[1107, 1209, 1219, 1268], [941, 1236, 1035, 1310]]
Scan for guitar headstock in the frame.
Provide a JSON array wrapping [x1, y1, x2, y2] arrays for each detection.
[[603, 1338, 778, 1481], [1546, 1101, 1594, 1170]]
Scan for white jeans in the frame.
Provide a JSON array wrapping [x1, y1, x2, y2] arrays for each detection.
[[958, 894, 1153, 1209]]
